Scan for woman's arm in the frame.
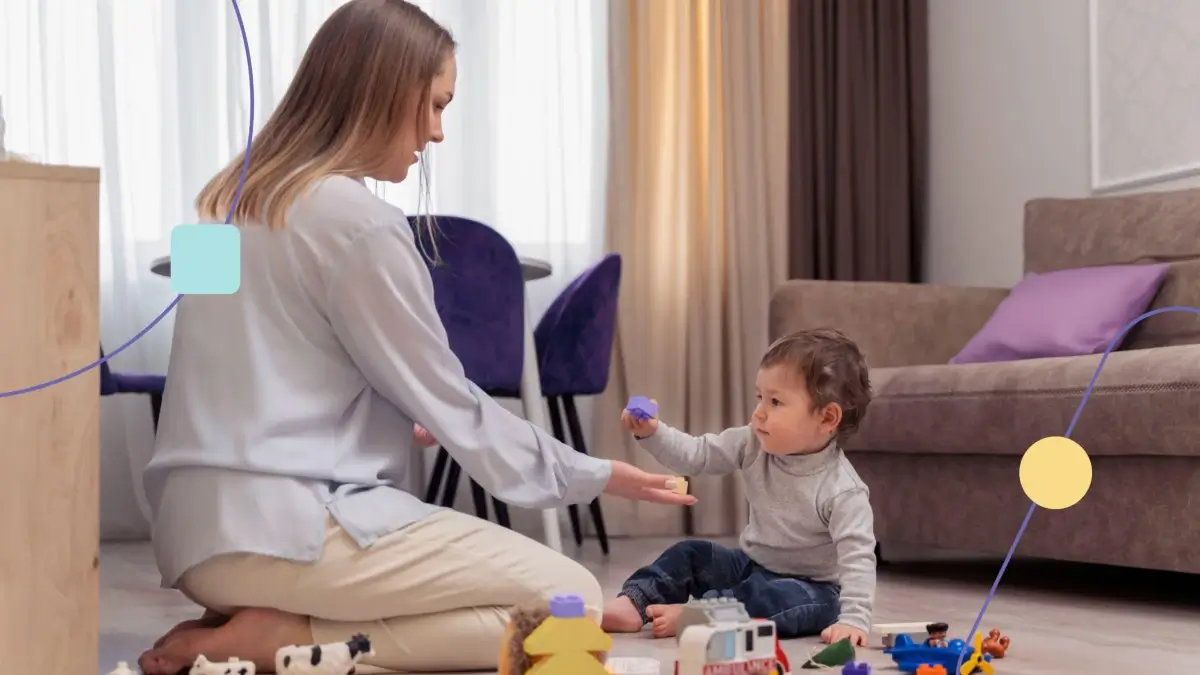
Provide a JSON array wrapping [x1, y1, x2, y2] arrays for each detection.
[[325, 220, 612, 510]]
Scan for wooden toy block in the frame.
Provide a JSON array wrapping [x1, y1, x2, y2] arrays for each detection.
[[672, 477, 688, 495]]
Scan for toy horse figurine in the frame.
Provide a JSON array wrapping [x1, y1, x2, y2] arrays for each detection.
[[981, 628, 1011, 658]]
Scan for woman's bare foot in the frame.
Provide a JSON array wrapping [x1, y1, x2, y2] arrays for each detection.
[[601, 595, 645, 633], [152, 609, 230, 649], [138, 607, 312, 675], [646, 604, 685, 638]]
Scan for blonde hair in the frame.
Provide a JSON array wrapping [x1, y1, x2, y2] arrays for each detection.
[[196, 0, 455, 231]]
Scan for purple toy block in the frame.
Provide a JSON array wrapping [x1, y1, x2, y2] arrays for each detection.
[[548, 594, 587, 618], [841, 662, 871, 675], [626, 395, 658, 421]]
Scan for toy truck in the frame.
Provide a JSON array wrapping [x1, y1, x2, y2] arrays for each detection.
[[673, 598, 791, 675]]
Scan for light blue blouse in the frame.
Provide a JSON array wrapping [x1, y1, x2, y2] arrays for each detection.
[[143, 176, 612, 588]]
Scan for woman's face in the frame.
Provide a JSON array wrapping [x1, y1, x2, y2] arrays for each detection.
[[379, 53, 457, 183]]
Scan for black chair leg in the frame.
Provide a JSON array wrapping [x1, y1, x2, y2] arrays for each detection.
[[562, 395, 610, 556], [470, 479, 490, 520], [547, 396, 584, 548], [440, 459, 462, 508], [492, 498, 512, 528], [149, 392, 163, 433], [426, 447, 450, 504]]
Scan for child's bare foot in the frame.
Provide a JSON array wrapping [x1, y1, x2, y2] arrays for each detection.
[[601, 595, 644, 633], [646, 604, 685, 638]]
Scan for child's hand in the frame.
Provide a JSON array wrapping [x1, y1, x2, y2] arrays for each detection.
[[413, 424, 438, 448], [820, 624, 867, 647], [620, 410, 659, 438]]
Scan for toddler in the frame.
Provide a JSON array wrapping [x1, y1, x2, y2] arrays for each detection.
[[602, 328, 877, 646]]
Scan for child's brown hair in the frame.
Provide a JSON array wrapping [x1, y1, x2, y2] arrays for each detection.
[[760, 327, 872, 438]]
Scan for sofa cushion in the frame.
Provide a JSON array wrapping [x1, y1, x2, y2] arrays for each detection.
[[950, 263, 1169, 364], [847, 344, 1200, 459]]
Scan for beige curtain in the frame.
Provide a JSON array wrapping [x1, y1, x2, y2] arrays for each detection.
[[592, 0, 790, 538]]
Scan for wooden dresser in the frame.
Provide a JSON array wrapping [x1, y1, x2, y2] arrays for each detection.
[[0, 161, 100, 675]]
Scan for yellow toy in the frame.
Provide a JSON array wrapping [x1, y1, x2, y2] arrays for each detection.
[[959, 631, 995, 675], [497, 594, 611, 675]]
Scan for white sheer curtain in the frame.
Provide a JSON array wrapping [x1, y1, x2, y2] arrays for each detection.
[[0, 0, 609, 541]]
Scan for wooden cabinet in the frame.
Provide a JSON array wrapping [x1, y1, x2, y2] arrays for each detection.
[[0, 161, 100, 675]]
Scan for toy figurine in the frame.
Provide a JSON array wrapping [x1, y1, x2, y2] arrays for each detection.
[[924, 622, 949, 648], [981, 628, 1011, 658], [275, 634, 372, 675], [189, 655, 255, 675]]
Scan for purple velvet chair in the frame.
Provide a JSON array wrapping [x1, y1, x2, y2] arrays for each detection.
[[411, 215, 521, 528], [534, 253, 622, 554], [99, 346, 166, 432]]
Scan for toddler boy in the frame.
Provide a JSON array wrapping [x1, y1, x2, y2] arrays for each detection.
[[602, 328, 877, 646]]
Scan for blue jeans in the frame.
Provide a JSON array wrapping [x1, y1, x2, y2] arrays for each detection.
[[619, 540, 840, 639]]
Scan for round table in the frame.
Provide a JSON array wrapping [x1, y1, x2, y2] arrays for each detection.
[[148, 252, 567, 553]]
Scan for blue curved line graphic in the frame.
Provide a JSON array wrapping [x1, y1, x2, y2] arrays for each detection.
[[955, 305, 1200, 673], [0, 0, 255, 399]]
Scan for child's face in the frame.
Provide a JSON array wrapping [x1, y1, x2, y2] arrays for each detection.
[[751, 364, 841, 455]]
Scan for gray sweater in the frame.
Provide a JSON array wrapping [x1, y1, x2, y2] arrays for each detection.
[[637, 423, 877, 632]]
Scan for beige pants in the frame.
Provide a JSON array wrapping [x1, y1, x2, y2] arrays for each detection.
[[179, 509, 604, 673]]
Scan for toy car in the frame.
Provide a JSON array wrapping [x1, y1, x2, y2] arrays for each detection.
[[673, 598, 790, 675]]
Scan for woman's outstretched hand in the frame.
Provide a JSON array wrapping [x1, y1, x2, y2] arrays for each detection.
[[603, 460, 697, 506]]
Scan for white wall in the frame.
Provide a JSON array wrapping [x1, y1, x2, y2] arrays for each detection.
[[926, 0, 1200, 288]]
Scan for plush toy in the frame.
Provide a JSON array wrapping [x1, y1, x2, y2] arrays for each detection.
[[275, 634, 373, 675], [498, 604, 552, 675]]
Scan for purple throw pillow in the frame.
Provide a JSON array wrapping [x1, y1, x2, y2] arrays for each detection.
[[950, 263, 1170, 364]]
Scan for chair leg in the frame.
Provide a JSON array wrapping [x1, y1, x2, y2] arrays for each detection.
[[562, 395, 610, 556], [470, 479, 491, 521], [492, 498, 512, 528], [547, 396, 584, 548], [149, 392, 163, 433], [426, 447, 450, 504], [440, 459, 462, 508]]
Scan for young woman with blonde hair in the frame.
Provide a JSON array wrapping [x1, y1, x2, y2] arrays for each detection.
[[136, 1, 694, 673]]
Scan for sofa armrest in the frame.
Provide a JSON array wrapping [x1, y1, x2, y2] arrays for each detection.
[[769, 280, 1010, 367]]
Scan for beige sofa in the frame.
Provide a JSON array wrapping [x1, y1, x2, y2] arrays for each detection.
[[769, 188, 1200, 574]]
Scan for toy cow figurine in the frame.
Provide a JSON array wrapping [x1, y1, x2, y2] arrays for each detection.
[[188, 655, 255, 675], [275, 634, 373, 675]]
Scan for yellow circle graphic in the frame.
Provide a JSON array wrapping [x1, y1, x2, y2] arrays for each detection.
[[1019, 436, 1092, 509]]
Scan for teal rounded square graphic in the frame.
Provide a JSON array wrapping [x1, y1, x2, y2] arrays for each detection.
[[170, 224, 241, 295]]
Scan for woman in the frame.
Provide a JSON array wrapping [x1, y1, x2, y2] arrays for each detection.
[[136, 1, 694, 673]]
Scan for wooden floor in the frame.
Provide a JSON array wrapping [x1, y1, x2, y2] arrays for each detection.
[[100, 537, 1200, 675]]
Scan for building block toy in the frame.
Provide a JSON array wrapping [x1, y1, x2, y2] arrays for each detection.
[[674, 598, 789, 675], [801, 637, 855, 669], [603, 656, 661, 674], [916, 666, 946, 675], [871, 621, 937, 648], [843, 662, 872, 674], [672, 476, 689, 495], [523, 594, 611, 675], [625, 396, 658, 420], [190, 655, 256, 675], [884, 630, 995, 675]]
